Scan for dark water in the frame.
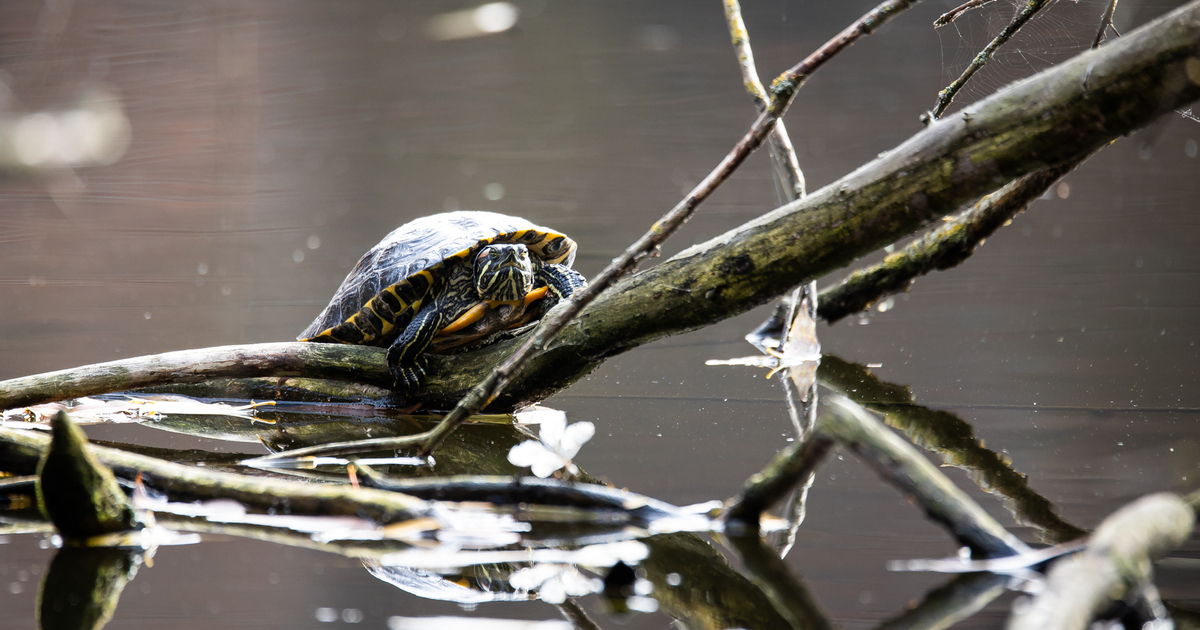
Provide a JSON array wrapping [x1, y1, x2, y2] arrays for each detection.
[[2, 1, 1199, 628]]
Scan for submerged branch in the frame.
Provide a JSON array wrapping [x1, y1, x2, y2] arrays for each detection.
[[1008, 492, 1196, 630], [2, 426, 708, 529], [0, 427, 427, 523], [354, 468, 688, 522]]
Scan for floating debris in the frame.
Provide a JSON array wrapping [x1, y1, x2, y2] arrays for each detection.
[[3, 395, 275, 426]]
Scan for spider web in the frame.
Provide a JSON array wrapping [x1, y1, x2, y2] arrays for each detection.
[[935, 0, 1111, 108]]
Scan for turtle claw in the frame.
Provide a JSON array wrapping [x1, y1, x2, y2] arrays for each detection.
[[391, 357, 428, 395]]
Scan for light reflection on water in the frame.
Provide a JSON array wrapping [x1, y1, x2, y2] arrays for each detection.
[[2, 0, 1199, 628]]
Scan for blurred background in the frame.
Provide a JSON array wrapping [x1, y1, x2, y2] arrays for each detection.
[[1, 1, 1198, 628]]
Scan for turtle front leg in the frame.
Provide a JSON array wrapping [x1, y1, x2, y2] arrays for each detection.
[[539, 264, 587, 303], [387, 306, 444, 394]]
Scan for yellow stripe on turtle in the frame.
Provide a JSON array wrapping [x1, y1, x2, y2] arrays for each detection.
[[438, 302, 489, 334], [523, 285, 548, 305]]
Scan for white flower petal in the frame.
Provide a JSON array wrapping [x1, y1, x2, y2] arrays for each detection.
[[557, 421, 595, 459], [508, 440, 554, 468], [539, 577, 568, 604], [574, 541, 650, 567], [539, 411, 566, 447], [559, 567, 598, 597], [530, 454, 569, 478], [509, 564, 560, 590]]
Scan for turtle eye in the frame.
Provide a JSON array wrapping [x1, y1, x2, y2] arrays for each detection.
[[490, 249, 499, 259]]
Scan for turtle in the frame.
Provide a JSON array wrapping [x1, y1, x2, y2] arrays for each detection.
[[299, 211, 586, 392]]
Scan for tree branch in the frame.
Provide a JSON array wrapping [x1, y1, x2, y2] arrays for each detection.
[[1094, 0, 1121, 49], [723, 0, 806, 199], [1008, 493, 1196, 630], [1, 3, 1198, 424], [817, 157, 1082, 323], [412, 0, 922, 457], [0, 343, 393, 411]]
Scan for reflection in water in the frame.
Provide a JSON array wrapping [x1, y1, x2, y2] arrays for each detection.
[[727, 533, 834, 630], [4, 373, 1189, 630], [426, 3, 519, 41], [367, 561, 532, 604], [0, 88, 130, 171], [874, 571, 1009, 630], [37, 547, 139, 630], [817, 355, 1088, 544]]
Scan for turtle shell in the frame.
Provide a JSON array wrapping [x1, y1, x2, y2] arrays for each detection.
[[299, 211, 577, 347]]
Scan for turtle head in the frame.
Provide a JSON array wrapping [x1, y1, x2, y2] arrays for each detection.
[[473, 244, 534, 302]]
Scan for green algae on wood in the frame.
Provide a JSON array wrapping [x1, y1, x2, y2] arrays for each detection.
[[817, 159, 1082, 323], [35, 411, 135, 539]]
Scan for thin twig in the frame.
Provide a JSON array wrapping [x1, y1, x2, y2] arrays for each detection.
[[928, 0, 1052, 120], [556, 599, 604, 630], [934, 0, 998, 27], [723, 2, 822, 559], [1093, 0, 1119, 48], [723, 0, 806, 199], [724, 0, 816, 389], [413, 0, 922, 458]]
